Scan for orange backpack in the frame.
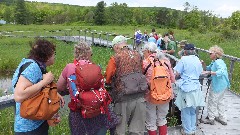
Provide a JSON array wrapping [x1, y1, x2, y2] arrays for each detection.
[[145, 58, 172, 104]]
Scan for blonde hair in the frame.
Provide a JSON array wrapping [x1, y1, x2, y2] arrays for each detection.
[[209, 45, 224, 58], [74, 40, 92, 61]]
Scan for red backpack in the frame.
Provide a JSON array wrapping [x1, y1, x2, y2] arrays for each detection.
[[68, 60, 112, 118]]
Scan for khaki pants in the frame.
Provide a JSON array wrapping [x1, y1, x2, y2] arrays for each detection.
[[114, 97, 146, 135], [145, 102, 169, 131], [207, 88, 226, 121]]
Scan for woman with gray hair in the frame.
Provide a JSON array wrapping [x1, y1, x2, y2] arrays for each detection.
[[57, 40, 118, 135], [174, 44, 205, 135], [202, 45, 230, 125], [142, 42, 175, 135]]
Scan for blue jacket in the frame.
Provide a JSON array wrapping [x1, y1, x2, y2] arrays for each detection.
[[206, 59, 230, 92]]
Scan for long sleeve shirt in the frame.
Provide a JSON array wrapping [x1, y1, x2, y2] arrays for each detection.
[[206, 59, 230, 92]]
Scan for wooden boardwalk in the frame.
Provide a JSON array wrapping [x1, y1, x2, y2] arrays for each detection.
[[197, 79, 240, 135], [1, 35, 240, 135], [66, 35, 240, 135]]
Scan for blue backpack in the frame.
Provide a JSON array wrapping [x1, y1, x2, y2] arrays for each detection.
[[135, 32, 142, 44]]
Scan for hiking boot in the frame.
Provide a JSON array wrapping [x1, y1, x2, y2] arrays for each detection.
[[203, 119, 215, 125], [180, 129, 195, 135], [215, 117, 227, 125]]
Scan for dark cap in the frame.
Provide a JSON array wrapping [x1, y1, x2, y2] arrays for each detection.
[[184, 44, 195, 50]]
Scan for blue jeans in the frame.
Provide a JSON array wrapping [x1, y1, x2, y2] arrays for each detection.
[[181, 107, 196, 134]]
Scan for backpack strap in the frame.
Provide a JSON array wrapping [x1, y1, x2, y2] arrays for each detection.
[[14, 62, 33, 88], [143, 63, 152, 75], [143, 57, 170, 75], [143, 56, 154, 75], [14, 60, 47, 88]]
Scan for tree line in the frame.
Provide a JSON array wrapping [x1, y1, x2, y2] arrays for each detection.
[[0, 0, 239, 32]]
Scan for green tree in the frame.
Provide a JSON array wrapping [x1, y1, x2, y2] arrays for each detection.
[[183, 6, 201, 29], [105, 2, 131, 25], [85, 11, 94, 23], [230, 11, 240, 30], [94, 1, 105, 25], [15, 0, 28, 24], [3, 6, 12, 23]]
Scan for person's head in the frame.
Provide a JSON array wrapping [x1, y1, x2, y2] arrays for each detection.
[[144, 30, 147, 34], [28, 38, 56, 66], [137, 30, 142, 34], [152, 28, 156, 33], [209, 45, 224, 60], [149, 33, 154, 37], [74, 40, 92, 61], [183, 44, 197, 56], [142, 42, 157, 58], [178, 40, 188, 49], [164, 33, 169, 37], [112, 35, 128, 53], [155, 49, 166, 60]]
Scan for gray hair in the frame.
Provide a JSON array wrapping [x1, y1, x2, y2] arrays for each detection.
[[155, 49, 166, 60], [74, 40, 92, 61], [142, 42, 157, 53]]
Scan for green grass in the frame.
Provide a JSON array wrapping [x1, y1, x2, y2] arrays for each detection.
[[0, 107, 15, 135]]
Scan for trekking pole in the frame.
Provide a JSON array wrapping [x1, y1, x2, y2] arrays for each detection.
[[200, 74, 211, 123]]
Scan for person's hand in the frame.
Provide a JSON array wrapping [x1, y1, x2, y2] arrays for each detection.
[[47, 113, 61, 126], [202, 71, 210, 75], [42, 72, 54, 85], [162, 50, 167, 53], [57, 93, 65, 108]]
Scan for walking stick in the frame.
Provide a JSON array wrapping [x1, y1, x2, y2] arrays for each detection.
[[200, 74, 211, 123]]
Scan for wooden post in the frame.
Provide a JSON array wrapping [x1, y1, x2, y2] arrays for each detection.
[[78, 30, 81, 41], [229, 59, 235, 82], [91, 31, 94, 46], [99, 31, 102, 46], [84, 30, 87, 42], [106, 32, 109, 46]]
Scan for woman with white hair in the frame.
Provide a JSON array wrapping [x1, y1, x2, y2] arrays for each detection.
[[174, 44, 205, 135], [142, 42, 175, 135], [202, 45, 230, 125]]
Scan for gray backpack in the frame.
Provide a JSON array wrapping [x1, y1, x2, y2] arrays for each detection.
[[111, 49, 148, 102]]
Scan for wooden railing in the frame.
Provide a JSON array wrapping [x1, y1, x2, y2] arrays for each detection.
[[1, 28, 239, 116]]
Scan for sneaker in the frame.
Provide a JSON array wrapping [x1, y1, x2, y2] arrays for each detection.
[[203, 119, 215, 125], [180, 129, 195, 135], [215, 117, 227, 125]]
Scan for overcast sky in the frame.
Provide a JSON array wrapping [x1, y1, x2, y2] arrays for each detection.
[[26, 0, 240, 18]]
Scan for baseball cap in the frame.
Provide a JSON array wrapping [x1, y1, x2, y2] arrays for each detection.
[[112, 35, 129, 46], [184, 44, 195, 50]]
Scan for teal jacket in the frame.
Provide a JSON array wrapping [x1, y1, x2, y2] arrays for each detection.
[[206, 59, 230, 92]]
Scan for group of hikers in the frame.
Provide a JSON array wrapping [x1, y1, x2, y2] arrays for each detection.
[[12, 30, 230, 135]]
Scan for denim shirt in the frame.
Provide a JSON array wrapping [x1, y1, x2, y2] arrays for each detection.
[[12, 58, 44, 132], [206, 59, 230, 92], [174, 55, 203, 92]]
